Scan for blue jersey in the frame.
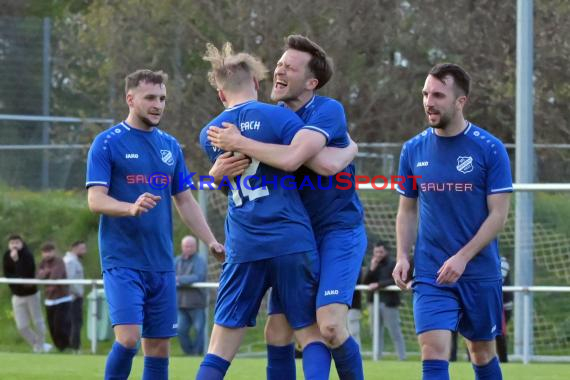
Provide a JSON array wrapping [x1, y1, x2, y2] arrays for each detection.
[[292, 95, 364, 235], [397, 123, 513, 281], [86, 122, 192, 272], [199, 100, 316, 264]]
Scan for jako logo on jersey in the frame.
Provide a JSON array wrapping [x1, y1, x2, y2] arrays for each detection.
[[161, 150, 174, 166], [125, 153, 139, 159], [491, 325, 497, 333], [456, 156, 474, 174], [324, 290, 339, 296], [416, 161, 429, 167]]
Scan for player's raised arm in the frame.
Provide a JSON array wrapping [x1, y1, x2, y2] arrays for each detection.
[[394, 195, 417, 289], [208, 122, 326, 173], [173, 190, 224, 262], [87, 186, 161, 217]]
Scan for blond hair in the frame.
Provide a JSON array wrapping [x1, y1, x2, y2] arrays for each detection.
[[203, 42, 268, 91]]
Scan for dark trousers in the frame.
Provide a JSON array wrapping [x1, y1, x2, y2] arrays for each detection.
[[69, 297, 83, 350], [46, 302, 71, 351]]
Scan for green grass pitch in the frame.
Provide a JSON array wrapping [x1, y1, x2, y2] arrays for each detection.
[[0, 353, 568, 379]]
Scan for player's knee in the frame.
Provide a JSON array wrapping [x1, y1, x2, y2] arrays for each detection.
[[116, 332, 140, 349], [265, 322, 294, 346], [319, 321, 346, 346], [470, 351, 495, 366], [265, 326, 294, 346], [420, 341, 449, 360], [468, 344, 496, 366]]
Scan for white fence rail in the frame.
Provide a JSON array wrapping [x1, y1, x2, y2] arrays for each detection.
[[2, 277, 569, 363]]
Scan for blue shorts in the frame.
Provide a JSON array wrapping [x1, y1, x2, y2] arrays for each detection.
[[413, 279, 503, 341], [316, 224, 367, 308], [103, 267, 178, 338], [214, 251, 319, 329], [269, 224, 367, 314]]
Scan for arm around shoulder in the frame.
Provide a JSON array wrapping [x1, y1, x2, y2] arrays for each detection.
[[305, 135, 358, 176]]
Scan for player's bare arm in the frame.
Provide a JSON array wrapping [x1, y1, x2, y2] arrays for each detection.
[[88, 185, 161, 217], [305, 135, 358, 175], [436, 192, 511, 284], [394, 195, 418, 290], [209, 152, 250, 185], [173, 190, 225, 262], [208, 122, 326, 172]]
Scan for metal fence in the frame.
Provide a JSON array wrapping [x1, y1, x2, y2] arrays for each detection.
[[1, 277, 569, 364]]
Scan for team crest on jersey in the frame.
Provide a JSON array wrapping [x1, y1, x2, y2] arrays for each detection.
[[456, 156, 474, 174], [161, 150, 174, 166]]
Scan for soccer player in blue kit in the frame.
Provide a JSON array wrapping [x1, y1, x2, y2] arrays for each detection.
[[392, 63, 512, 380], [86, 69, 224, 380], [196, 43, 335, 380], [208, 35, 366, 380]]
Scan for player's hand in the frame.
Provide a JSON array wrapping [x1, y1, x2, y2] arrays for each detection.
[[129, 193, 162, 216], [436, 254, 468, 284], [210, 152, 251, 181], [392, 258, 411, 290], [207, 122, 243, 151], [208, 241, 225, 263], [370, 256, 380, 270]]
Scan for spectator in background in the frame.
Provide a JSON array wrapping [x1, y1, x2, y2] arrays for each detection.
[[496, 255, 513, 362], [37, 242, 72, 351], [63, 240, 87, 353], [347, 266, 365, 348], [175, 236, 208, 355], [364, 240, 406, 360], [3, 234, 50, 353]]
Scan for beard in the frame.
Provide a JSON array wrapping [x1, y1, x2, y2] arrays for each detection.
[[271, 84, 301, 104], [427, 109, 453, 129], [141, 116, 159, 127]]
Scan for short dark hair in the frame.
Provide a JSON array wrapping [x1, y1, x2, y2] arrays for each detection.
[[7, 234, 23, 242], [284, 35, 333, 89], [374, 240, 390, 251], [40, 242, 56, 252], [71, 240, 85, 248], [125, 69, 168, 95], [428, 63, 471, 97]]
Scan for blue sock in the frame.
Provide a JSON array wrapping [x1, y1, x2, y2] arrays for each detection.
[[302, 342, 331, 380], [104, 341, 138, 380], [423, 360, 450, 380], [267, 344, 296, 380], [331, 337, 363, 380], [196, 353, 231, 380], [473, 357, 503, 380], [143, 356, 168, 380]]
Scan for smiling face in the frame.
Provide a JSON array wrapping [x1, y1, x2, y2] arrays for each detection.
[[422, 74, 466, 130], [127, 81, 166, 127], [270, 49, 318, 104]]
